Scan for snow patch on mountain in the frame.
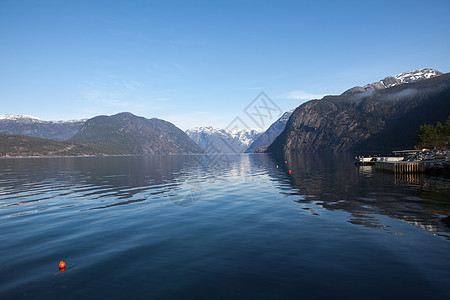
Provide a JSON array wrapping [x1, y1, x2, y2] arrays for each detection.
[[0, 114, 43, 121], [186, 126, 264, 153], [0, 114, 87, 140], [342, 68, 443, 95], [0, 114, 86, 124], [278, 109, 295, 122], [394, 69, 441, 83]]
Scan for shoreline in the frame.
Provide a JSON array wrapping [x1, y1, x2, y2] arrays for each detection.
[[0, 153, 208, 160]]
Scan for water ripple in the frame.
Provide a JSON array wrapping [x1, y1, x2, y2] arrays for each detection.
[[1, 155, 450, 299]]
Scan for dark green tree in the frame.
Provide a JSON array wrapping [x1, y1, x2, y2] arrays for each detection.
[[415, 116, 450, 149]]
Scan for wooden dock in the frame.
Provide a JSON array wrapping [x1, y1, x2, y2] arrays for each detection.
[[375, 161, 425, 173], [355, 156, 404, 165]]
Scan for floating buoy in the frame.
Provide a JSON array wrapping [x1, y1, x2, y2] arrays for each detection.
[[288, 170, 292, 174], [276, 165, 279, 168], [59, 261, 66, 269]]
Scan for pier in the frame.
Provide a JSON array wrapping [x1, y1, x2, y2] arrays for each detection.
[[355, 156, 404, 165], [375, 161, 425, 173]]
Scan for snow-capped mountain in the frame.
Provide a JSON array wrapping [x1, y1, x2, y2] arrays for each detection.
[[0, 114, 86, 140], [394, 68, 442, 83], [268, 71, 450, 153], [342, 68, 443, 95], [245, 109, 294, 153], [0, 114, 84, 124], [0, 114, 43, 123], [186, 126, 264, 153]]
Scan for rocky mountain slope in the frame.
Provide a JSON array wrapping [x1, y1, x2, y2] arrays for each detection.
[[186, 127, 263, 153], [342, 68, 442, 95], [0, 114, 85, 140], [245, 109, 294, 153], [267, 71, 450, 153], [70, 112, 204, 155]]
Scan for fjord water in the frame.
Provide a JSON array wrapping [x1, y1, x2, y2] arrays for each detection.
[[1, 154, 449, 299]]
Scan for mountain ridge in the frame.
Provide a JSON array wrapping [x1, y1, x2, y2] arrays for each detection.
[[70, 112, 204, 155], [266, 72, 450, 154], [342, 68, 442, 95], [2, 68, 447, 156], [0, 114, 86, 141], [0, 112, 204, 156]]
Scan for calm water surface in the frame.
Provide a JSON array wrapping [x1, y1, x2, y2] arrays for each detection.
[[0, 154, 449, 299]]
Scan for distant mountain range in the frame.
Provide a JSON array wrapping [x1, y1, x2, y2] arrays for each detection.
[[267, 69, 450, 153], [0, 113, 203, 157], [2, 68, 447, 157], [185, 126, 264, 153], [0, 114, 85, 140]]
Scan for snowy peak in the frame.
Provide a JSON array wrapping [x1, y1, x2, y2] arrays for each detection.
[[186, 127, 264, 153], [342, 68, 443, 95], [186, 126, 264, 146], [0, 114, 43, 122], [186, 126, 226, 136], [0, 114, 86, 124], [227, 128, 264, 147], [0, 114, 86, 140], [278, 109, 295, 123], [394, 68, 442, 83]]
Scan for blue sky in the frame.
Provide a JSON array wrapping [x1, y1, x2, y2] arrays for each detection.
[[1, 0, 449, 130]]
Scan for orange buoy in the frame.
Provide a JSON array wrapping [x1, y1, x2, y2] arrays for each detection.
[[59, 261, 66, 269], [288, 170, 292, 174]]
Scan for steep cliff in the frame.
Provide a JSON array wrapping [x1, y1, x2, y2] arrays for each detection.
[[266, 73, 450, 153]]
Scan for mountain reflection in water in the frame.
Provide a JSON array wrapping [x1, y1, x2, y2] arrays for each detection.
[[266, 153, 450, 238], [1, 154, 450, 299]]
